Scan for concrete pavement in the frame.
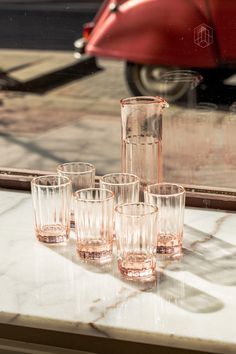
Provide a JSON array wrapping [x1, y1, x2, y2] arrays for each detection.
[[0, 49, 128, 174]]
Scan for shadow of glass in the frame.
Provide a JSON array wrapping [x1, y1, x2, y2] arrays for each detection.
[[156, 273, 224, 314], [42, 237, 224, 315], [168, 224, 236, 286]]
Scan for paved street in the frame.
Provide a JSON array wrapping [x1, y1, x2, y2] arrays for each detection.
[[0, 50, 128, 175]]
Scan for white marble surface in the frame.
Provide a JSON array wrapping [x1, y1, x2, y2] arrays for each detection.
[[0, 189, 236, 353]]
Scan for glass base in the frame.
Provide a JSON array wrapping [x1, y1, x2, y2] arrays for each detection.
[[118, 254, 156, 282], [157, 234, 182, 257], [77, 240, 113, 263], [36, 224, 69, 244]]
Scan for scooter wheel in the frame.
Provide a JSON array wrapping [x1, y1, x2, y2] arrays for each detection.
[[125, 62, 192, 102]]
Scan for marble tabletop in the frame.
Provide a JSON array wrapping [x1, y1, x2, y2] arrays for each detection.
[[0, 189, 236, 353]]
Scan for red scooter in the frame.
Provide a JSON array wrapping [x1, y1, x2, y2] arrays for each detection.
[[75, 0, 236, 102]]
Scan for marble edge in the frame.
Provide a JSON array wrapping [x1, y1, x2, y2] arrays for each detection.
[[0, 312, 235, 354]]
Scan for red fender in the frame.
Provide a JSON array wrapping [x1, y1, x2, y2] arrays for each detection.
[[86, 0, 218, 68]]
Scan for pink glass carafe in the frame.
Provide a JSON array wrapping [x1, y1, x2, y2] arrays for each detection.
[[120, 96, 168, 194]]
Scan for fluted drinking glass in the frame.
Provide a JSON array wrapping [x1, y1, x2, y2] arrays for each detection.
[[31, 175, 72, 243], [57, 162, 95, 226], [145, 183, 185, 259], [74, 188, 114, 263], [100, 173, 140, 205], [100, 173, 140, 239], [115, 203, 158, 281]]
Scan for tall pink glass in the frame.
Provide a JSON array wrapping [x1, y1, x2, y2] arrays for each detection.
[[145, 183, 185, 260], [31, 175, 72, 244], [120, 96, 168, 195], [74, 188, 114, 263]]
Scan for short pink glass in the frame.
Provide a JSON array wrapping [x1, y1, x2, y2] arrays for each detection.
[[145, 183, 185, 259], [115, 203, 158, 281]]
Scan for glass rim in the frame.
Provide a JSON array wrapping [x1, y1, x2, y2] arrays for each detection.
[[195, 102, 218, 111], [31, 174, 71, 188], [120, 96, 169, 108], [74, 188, 114, 202], [159, 70, 203, 83], [146, 183, 185, 197], [100, 173, 140, 186], [115, 202, 158, 217], [57, 162, 95, 175]]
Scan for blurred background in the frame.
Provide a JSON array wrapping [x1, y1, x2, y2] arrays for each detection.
[[0, 0, 235, 188]]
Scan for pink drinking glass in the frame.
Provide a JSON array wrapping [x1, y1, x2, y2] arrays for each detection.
[[145, 183, 185, 260], [115, 202, 158, 281], [74, 188, 114, 263], [31, 175, 72, 243]]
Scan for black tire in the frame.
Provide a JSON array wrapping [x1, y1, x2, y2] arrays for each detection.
[[125, 62, 191, 102], [196, 68, 236, 104], [197, 68, 235, 84]]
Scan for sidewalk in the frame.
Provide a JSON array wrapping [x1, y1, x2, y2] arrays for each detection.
[[0, 49, 128, 174]]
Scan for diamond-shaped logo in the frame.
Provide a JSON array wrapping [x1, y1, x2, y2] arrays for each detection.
[[194, 24, 213, 48]]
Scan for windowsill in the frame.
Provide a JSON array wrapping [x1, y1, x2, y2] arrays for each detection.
[[0, 188, 235, 353]]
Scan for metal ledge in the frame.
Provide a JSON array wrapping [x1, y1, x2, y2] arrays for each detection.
[[0, 168, 235, 211]]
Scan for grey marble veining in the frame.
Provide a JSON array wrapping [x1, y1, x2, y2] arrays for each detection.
[[0, 189, 236, 353]]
